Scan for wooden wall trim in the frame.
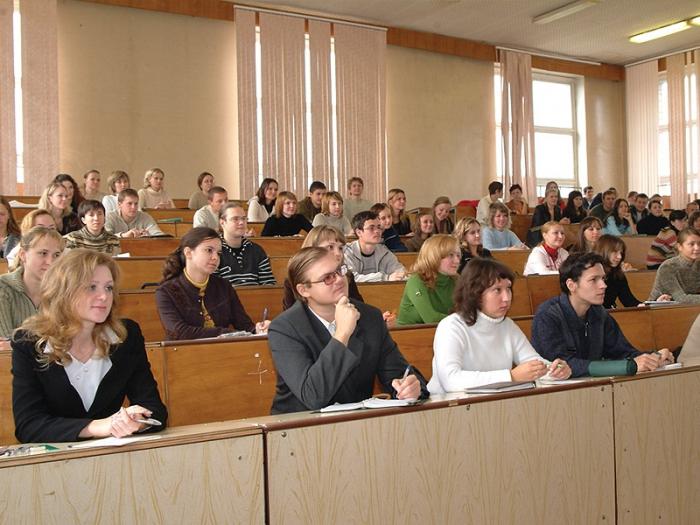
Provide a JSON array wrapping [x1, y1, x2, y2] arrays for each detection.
[[77, 0, 625, 81]]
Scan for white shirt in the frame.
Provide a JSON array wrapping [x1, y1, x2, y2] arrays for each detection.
[[476, 195, 499, 226], [64, 354, 113, 411], [427, 311, 547, 394], [308, 306, 337, 336], [193, 205, 219, 230], [523, 245, 569, 276]]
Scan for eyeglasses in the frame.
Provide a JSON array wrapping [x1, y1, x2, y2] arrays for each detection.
[[306, 265, 348, 286]]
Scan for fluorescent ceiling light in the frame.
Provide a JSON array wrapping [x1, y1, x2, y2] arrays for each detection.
[[690, 16, 700, 26], [533, 0, 600, 25], [629, 21, 691, 44]]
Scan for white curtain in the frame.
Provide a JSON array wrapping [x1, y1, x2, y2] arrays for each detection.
[[625, 61, 659, 196], [499, 50, 537, 205], [308, 20, 333, 188], [666, 53, 688, 208], [20, 0, 59, 194], [694, 50, 700, 200], [333, 24, 387, 204], [0, 0, 16, 194]]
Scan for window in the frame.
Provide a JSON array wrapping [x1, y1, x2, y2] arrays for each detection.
[[13, 0, 24, 184], [495, 68, 584, 196]]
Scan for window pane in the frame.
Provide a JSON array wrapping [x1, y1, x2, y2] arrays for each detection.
[[535, 132, 575, 180], [533, 80, 572, 129], [658, 129, 669, 178], [658, 79, 668, 127]]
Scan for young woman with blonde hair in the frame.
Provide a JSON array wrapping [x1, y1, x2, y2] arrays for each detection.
[[38, 181, 81, 234], [523, 221, 569, 275], [481, 202, 527, 250], [311, 191, 353, 235], [397, 234, 461, 325], [0, 227, 63, 339], [387, 188, 412, 235], [453, 217, 491, 273], [11, 249, 167, 442], [138, 167, 174, 209], [261, 191, 313, 236], [432, 196, 454, 234], [404, 212, 433, 252]]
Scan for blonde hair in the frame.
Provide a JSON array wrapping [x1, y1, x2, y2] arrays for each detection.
[[11, 227, 64, 271], [274, 191, 297, 218], [453, 217, 480, 249], [539, 221, 563, 247], [143, 168, 165, 189], [107, 170, 130, 193], [38, 182, 72, 218], [19, 209, 54, 235], [321, 191, 343, 215], [387, 188, 406, 222], [410, 234, 460, 289], [488, 202, 512, 229], [19, 249, 127, 366], [302, 225, 346, 248]]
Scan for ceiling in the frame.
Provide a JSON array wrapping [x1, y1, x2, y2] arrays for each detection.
[[239, 0, 700, 65]]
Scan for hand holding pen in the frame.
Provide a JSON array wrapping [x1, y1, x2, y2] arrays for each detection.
[[255, 307, 271, 334], [392, 365, 420, 400]]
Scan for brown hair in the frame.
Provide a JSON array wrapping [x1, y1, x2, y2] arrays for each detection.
[[161, 227, 220, 282], [274, 191, 297, 218], [107, 170, 130, 193], [592, 234, 626, 280], [302, 225, 346, 248], [287, 246, 332, 303], [453, 257, 515, 326], [412, 212, 433, 240], [677, 227, 700, 245], [197, 172, 213, 189], [19, 249, 127, 365], [20, 209, 54, 235], [256, 178, 278, 203], [0, 196, 20, 236], [321, 191, 343, 215], [488, 202, 511, 229], [411, 234, 460, 289], [575, 216, 604, 252]]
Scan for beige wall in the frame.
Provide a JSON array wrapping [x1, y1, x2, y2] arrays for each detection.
[[57, 0, 238, 198], [585, 76, 627, 194], [386, 46, 496, 207]]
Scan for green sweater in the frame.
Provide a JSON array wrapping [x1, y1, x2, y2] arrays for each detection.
[[0, 267, 37, 338], [397, 273, 456, 325]]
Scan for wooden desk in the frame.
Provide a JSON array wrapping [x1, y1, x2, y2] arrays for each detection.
[[144, 208, 196, 222], [491, 249, 530, 276], [0, 259, 7, 275], [0, 421, 265, 523]]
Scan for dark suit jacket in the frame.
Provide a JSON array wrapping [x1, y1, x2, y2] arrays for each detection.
[[268, 299, 429, 414], [12, 319, 167, 443]]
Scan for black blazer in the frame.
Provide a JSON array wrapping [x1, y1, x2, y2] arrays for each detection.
[[268, 300, 429, 414], [12, 319, 167, 443]]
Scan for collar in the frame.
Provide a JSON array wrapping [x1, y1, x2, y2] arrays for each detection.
[[307, 306, 336, 335], [43, 326, 121, 355], [476, 310, 506, 324]]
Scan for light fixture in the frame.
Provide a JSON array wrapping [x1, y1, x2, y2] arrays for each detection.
[[629, 20, 691, 44], [533, 0, 601, 25], [691, 16, 700, 26]]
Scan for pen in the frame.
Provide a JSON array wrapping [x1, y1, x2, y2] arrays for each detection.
[[401, 365, 411, 383], [262, 307, 269, 323]]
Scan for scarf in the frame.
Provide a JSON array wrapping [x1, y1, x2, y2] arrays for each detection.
[[184, 269, 215, 328]]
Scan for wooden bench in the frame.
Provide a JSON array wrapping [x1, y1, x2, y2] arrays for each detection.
[[490, 250, 530, 276], [144, 208, 196, 222]]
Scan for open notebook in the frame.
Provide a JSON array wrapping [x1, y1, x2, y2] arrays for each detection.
[[320, 398, 418, 413]]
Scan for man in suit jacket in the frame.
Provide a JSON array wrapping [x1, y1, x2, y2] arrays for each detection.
[[268, 247, 428, 414]]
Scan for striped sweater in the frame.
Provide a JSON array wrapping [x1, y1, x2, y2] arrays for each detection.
[[214, 237, 276, 287], [63, 227, 121, 255]]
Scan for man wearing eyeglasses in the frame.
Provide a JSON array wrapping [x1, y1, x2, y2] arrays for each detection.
[[214, 203, 276, 287], [344, 211, 406, 282]]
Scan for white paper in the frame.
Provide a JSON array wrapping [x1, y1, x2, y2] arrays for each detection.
[[68, 435, 162, 449], [320, 398, 417, 413]]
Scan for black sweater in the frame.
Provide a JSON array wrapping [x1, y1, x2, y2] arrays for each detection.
[[261, 214, 313, 236]]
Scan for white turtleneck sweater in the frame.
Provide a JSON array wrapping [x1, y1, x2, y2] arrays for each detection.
[[427, 311, 547, 394]]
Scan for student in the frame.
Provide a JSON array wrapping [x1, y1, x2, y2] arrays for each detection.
[[371, 202, 407, 252], [571, 216, 604, 252], [215, 203, 276, 287], [11, 249, 167, 443], [188, 172, 215, 210], [387, 188, 412, 235], [397, 235, 460, 325], [247, 177, 278, 222], [636, 199, 670, 236], [38, 181, 81, 235], [268, 246, 428, 414], [593, 235, 642, 308], [562, 190, 587, 223], [527, 189, 569, 247], [686, 201, 699, 216], [282, 225, 363, 310], [588, 189, 616, 223], [343, 211, 406, 282], [603, 198, 636, 236], [138, 168, 174, 209], [102, 170, 131, 215], [680, 313, 700, 360], [476, 181, 503, 226], [105, 189, 165, 238], [0, 228, 63, 339], [649, 228, 700, 304], [627, 191, 638, 209], [54, 173, 84, 214], [432, 196, 454, 234], [523, 221, 569, 276], [590, 187, 617, 210], [481, 202, 527, 250], [193, 186, 228, 230], [582, 186, 595, 210], [531, 252, 673, 377], [343, 177, 372, 220], [82, 169, 105, 201], [312, 191, 353, 235], [689, 210, 700, 230], [645, 210, 687, 269], [298, 181, 327, 222], [155, 227, 269, 340], [505, 184, 528, 215], [542, 181, 565, 210], [454, 217, 491, 273], [427, 258, 571, 394], [261, 191, 313, 236], [0, 196, 20, 258], [64, 200, 120, 255], [404, 212, 434, 252], [4, 209, 57, 269], [630, 193, 649, 224]]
